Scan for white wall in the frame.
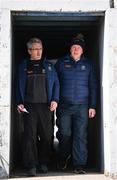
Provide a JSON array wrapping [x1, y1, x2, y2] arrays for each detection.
[[103, 8, 117, 179], [1, 0, 110, 11], [1, 0, 117, 178], [114, 0, 117, 8], [0, 8, 11, 177]]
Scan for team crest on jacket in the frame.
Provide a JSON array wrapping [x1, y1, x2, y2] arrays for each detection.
[[65, 64, 72, 68], [27, 70, 33, 74], [81, 65, 86, 70]]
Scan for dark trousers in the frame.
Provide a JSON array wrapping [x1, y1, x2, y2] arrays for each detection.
[[22, 103, 53, 169], [56, 104, 88, 167]]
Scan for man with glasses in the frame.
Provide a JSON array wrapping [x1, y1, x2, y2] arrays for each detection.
[[16, 37, 59, 176]]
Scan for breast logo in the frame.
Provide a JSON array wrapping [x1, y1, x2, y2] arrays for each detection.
[[27, 70, 33, 74], [65, 64, 72, 68]]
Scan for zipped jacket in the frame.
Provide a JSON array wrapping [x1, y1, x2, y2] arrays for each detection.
[[55, 55, 97, 108], [16, 58, 59, 105]]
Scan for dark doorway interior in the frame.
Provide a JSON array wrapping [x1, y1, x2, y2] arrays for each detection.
[[10, 12, 104, 177]]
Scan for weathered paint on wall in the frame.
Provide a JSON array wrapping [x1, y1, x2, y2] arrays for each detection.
[[103, 8, 117, 179], [0, 0, 117, 178], [0, 8, 11, 177], [0, 1, 110, 176], [1, 0, 110, 12], [114, 0, 117, 8]]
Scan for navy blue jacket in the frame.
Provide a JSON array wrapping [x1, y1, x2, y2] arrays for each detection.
[[55, 55, 97, 108], [16, 58, 59, 105]]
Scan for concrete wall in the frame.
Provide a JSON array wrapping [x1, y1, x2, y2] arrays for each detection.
[[1, 0, 117, 178], [114, 0, 117, 7], [103, 8, 117, 179], [1, 0, 110, 11], [0, 8, 11, 177]]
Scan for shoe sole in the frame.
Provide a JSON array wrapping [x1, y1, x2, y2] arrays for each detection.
[[74, 169, 86, 174]]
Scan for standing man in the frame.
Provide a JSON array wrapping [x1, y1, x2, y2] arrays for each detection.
[[16, 37, 59, 176], [55, 34, 97, 174]]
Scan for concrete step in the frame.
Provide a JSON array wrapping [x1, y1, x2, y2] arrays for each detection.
[[10, 173, 111, 180]]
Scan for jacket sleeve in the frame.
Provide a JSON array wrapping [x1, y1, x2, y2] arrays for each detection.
[[15, 60, 27, 105], [15, 64, 23, 105], [51, 66, 60, 103], [54, 58, 61, 75], [89, 64, 97, 109]]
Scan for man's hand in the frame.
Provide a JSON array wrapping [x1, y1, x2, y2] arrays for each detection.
[[89, 108, 96, 118], [50, 101, 58, 111], [17, 104, 24, 113]]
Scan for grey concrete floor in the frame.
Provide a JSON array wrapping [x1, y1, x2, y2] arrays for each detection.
[[9, 172, 112, 180], [9, 174, 112, 180]]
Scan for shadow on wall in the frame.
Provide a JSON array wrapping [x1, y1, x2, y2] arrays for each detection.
[[0, 154, 8, 178]]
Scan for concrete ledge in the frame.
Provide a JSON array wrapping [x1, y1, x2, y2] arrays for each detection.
[[1, 0, 110, 11], [9, 174, 111, 180]]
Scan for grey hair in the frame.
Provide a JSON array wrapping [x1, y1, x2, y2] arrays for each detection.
[[26, 37, 42, 49]]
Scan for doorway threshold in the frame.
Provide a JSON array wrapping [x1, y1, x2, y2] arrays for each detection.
[[10, 173, 109, 180]]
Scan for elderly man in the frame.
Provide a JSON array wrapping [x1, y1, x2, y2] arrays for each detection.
[[55, 34, 97, 174], [16, 37, 59, 176]]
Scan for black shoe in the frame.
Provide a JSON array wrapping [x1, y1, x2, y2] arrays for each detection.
[[25, 167, 36, 176], [74, 166, 86, 174], [38, 164, 48, 173]]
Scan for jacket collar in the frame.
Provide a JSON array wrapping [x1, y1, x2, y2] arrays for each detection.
[[66, 54, 86, 63]]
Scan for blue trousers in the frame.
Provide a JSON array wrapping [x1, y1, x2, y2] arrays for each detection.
[[56, 104, 88, 167]]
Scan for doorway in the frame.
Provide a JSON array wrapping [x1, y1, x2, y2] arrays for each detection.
[[10, 11, 104, 177]]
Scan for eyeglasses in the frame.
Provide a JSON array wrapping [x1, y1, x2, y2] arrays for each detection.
[[30, 48, 42, 51]]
